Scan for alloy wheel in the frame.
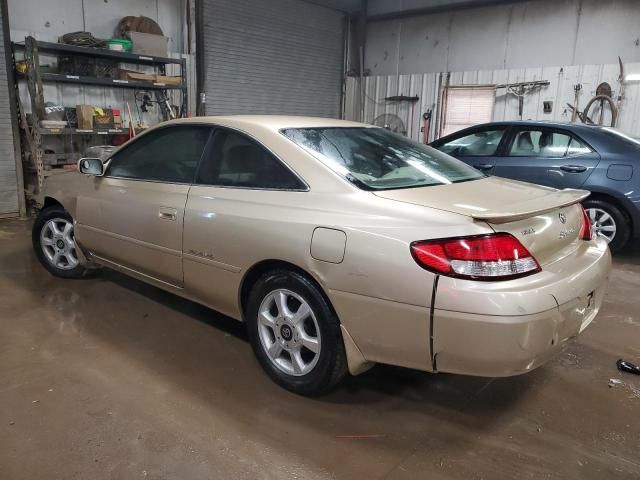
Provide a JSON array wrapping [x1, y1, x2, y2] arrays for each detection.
[[586, 207, 616, 243], [40, 218, 79, 270], [257, 289, 321, 376]]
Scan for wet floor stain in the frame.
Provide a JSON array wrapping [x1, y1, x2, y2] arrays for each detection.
[[1, 219, 639, 479]]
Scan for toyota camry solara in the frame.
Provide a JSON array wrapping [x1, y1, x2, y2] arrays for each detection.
[[33, 116, 611, 396]]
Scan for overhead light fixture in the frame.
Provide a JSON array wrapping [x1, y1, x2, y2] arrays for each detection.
[[625, 74, 640, 82]]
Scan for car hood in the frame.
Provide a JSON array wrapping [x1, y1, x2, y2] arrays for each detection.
[[372, 176, 589, 223]]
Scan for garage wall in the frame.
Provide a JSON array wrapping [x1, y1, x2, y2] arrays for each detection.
[[8, 0, 195, 123], [0, 1, 19, 216], [345, 62, 640, 141], [8, 0, 186, 53], [366, 0, 640, 75], [201, 0, 345, 117]]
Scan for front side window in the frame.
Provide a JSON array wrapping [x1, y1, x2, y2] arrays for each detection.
[[282, 127, 483, 191], [508, 129, 591, 158], [196, 129, 306, 190], [439, 129, 506, 156], [107, 126, 211, 182]]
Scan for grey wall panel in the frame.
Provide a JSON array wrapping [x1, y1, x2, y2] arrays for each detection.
[[366, 0, 640, 76], [0, 2, 18, 216], [202, 0, 345, 117]]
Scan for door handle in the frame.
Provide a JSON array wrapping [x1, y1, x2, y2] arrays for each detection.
[[158, 207, 177, 221], [560, 164, 587, 173], [476, 163, 494, 170]]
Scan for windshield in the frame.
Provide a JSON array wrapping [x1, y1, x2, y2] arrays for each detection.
[[281, 127, 483, 191]]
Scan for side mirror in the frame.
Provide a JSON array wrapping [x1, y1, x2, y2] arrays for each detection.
[[78, 157, 104, 176]]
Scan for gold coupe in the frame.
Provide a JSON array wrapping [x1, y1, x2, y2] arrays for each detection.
[[33, 116, 611, 395]]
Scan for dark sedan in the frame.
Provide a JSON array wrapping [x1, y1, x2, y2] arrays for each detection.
[[431, 121, 640, 252]]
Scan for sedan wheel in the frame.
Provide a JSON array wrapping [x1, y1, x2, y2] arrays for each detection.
[[586, 207, 616, 243], [40, 218, 79, 270], [582, 199, 629, 253]]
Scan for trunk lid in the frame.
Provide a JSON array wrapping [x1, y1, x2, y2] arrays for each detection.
[[373, 177, 590, 266]]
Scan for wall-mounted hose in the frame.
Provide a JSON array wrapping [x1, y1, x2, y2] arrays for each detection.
[[582, 95, 618, 127]]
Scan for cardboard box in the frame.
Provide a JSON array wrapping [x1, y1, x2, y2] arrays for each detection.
[[153, 74, 181, 86], [119, 69, 154, 83], [76, 104, 93, 130], [128, 31, 168, 57]]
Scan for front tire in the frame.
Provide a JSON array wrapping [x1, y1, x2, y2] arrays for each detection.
[[246, 270, 347, 396], [32, 206, 90, 278], [583, 199, 629, 253]]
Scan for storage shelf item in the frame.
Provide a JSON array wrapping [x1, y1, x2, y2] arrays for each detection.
[[12, 39, 182, 65], [41, 72, 186, 90], [12, 36, 188, 200], [38, 127, 128, 136]]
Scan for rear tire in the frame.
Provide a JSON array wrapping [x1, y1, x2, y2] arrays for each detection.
[[246, 269, 347, 396], [583, 199, 629, 253], [32, 206, 90, 278]]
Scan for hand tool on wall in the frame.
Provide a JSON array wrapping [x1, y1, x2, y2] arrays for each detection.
[[126, 102, 136, 137], [422, 109, 432, 144], [615, 56, 625, 125], [571, 84, 582, 122], [582, 91, 618, 127]]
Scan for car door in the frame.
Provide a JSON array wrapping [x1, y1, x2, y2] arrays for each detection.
[[493, 127, 600, 189], [182, 127, 308, 318], [75, 125, 212, 287], [432, 126, 509, 175]]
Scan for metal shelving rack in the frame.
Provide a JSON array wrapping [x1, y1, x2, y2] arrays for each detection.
[[12, 36, 188, 196]]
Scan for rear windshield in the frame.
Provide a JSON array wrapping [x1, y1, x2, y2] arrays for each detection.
[[281, 127, 483, 191]]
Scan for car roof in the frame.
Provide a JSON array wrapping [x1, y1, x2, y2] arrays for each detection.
[[467, 120, 602, 133], [161, 115, 367, 131]]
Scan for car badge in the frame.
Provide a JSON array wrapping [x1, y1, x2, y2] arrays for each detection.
[[558, 212, 567, 224]]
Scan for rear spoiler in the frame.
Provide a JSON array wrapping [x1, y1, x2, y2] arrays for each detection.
[[470, 189, 590, 224]]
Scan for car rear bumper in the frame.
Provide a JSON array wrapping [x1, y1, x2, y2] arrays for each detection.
[[432, 239, 611, 377]]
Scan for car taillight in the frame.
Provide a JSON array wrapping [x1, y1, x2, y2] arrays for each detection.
[[410, 233, 541, 281], [579, 205, 594, 241]]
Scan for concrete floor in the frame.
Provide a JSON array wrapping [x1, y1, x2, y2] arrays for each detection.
[[1, 218, 639, 480]]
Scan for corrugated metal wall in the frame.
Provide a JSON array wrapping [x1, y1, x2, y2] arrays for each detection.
[[345, 72, 440, 141], [0, 4, 19, 216], [201, 0, 345, 117], [345, 62, 640, 141]]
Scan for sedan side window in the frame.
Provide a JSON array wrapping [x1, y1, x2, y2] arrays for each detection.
[[107, 126, 211, 183], [566, 137, 592, 157], [508, 130, 591, 158], [439, 129, 506, 156], [196, 129, 306, 190]]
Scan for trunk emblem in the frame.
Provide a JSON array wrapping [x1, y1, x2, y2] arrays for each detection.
[[558, 212, 567, 224]]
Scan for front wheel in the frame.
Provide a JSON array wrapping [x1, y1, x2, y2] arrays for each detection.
[[583, 199, 630, 253], [32, 206, 90, 278], [246, 270, 347, 396]]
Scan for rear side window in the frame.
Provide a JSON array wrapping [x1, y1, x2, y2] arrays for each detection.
[[439, 129, 506, 156], [508, 129, 591, 158], [196, 129, 305, 190], [107, 126, 211, 183]]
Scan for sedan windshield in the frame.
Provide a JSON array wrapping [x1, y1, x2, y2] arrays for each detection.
[[281, 127, 483, 191]]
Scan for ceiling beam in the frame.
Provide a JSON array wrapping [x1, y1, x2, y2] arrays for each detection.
[[367, 0, 539, 22]]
